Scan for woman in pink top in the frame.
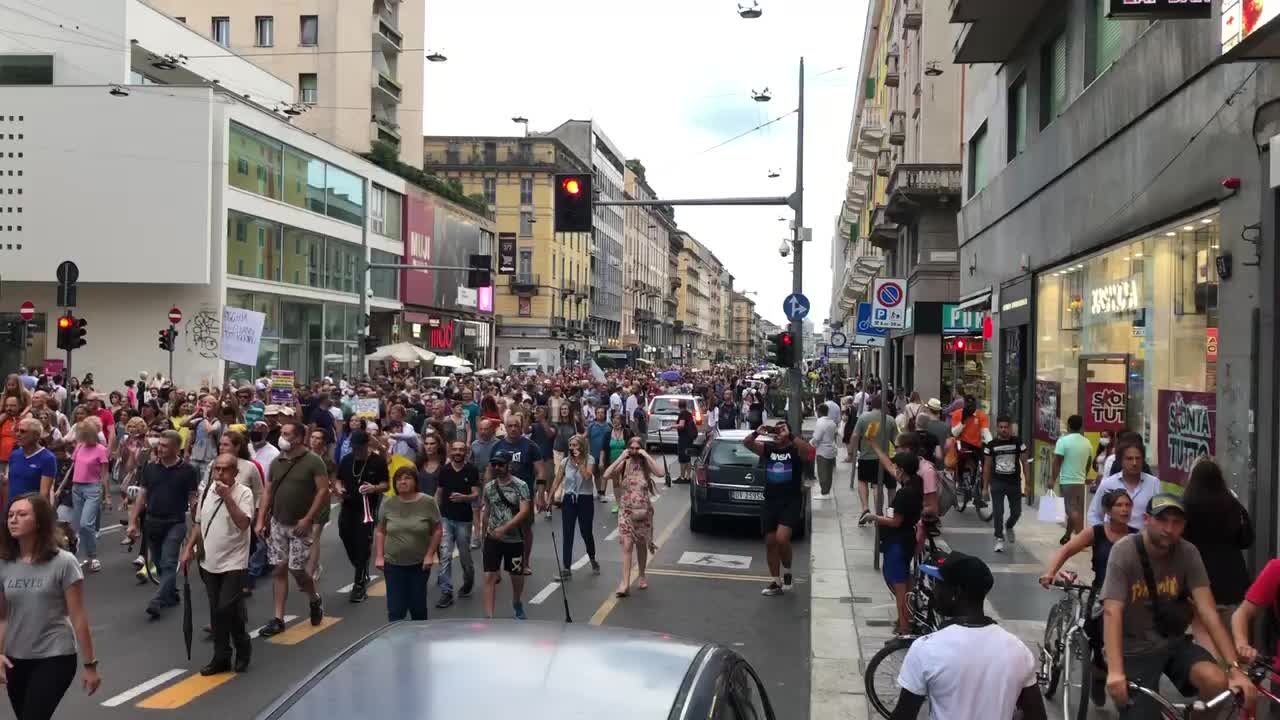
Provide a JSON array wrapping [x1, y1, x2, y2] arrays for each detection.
[[70, 417, 112, 572]]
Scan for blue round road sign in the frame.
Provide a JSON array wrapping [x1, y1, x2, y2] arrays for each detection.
[[783, 293, 811, 321], [876, 283, 903, 307]]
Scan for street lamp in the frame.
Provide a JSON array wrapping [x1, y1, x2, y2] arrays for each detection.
[[752, 87, 772, 102], [738, 2, 763, 19], [426, 50, 448, 63], [512, 116, 529, 136]]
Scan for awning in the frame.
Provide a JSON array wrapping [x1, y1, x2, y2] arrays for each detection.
[[403, 311, 434, 325], [956, 287, 992, 311]]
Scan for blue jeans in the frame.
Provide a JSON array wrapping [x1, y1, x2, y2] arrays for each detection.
[[384, 563, 429, 621], [71, 483, 101, 558], [147, 521, 186, 608], [437, 518, 474, 595], [561, 494, 596, 568]]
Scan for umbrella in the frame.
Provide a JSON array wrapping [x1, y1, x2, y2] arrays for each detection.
[[659, 370, 682, 382], [367, 342, 437, 364], [433, 354, 473, 368], [451, 366, 473, 375], [182, 563, 193, 660], [474, 368, 499, 377]]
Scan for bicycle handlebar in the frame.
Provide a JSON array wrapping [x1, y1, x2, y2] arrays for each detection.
[[1126, 682, 1240, 715]]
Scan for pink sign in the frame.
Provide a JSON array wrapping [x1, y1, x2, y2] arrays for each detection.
[[402, 190, 434, 307], [1083, 382, 1127, 432], [43, 359, 64, 377], [477, 286, 493, 313], [1157, 389, 1216, 487]]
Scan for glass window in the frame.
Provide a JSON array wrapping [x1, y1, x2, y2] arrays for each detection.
[[299, 73, 318, 105], [967, 123, 988, 198], [1008, 76, 1027, 161], [383, 188, 402, 240], [370, 249, 400, 299], [325, 164, 364, 225], [324, 303, 350, 341], [282, 226, 324, 288], [370, 186, 387, 235], [212, 17, 230, 47], [228, 123, 282, 200], [483, 177, 497, 204], [325, 240, 362, 294], [1088, 0, 1124, 83], [520, 178, 534, 205], [252, 294, 279, 337], [279, 146, 325, 214], [1040, 30, 1068, 128], [519, 249, 533, 278], [227, 212, 281, 281], [709, 440, 761, 466], [300, 15, 319, 46], [255, 16, 274, 47], [520, 210, 533, 238]]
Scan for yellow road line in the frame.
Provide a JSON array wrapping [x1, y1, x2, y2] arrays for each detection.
[[266, 615, 342, 645], [644, 568, 776, 582], [135, 671, 235, 709], [589, 503, 690, 625], [366, 580, 386, 597]]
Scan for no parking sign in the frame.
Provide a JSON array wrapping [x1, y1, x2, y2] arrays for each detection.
[[871, 278, 907, 329]]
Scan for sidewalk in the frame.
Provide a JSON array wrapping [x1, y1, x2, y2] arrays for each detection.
[[807, 455, 1092, 719]]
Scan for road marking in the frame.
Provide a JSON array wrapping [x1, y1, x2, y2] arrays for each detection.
[[266, 616, 342, 645], [249, 614, 298, 640], [645, 568, 778, 582], [135, 671, 236, 709], [367, 581, 386, 597], [589, 502, 690, 625], [571, 554, 591, 570], [336, 576, 379, 594], [676, 551, 752, 570], [528, 581, 562, 605], [101, 669, 186, 707]]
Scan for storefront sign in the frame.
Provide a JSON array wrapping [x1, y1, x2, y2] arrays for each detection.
[[1110, 0, 1211, 19], [1223, 0, 1280, 53], [1205, 328, 1219, 361], [498, 233, 517, 275], [1034, 380, 1061, 443], [1157, 389, 1216, 486], [428, 320, 455, 352], [942, 304, 986, 334], [478, 286, 494, 313], [1091, 279, 1140, 315], [1084, 382, 1127, 431]]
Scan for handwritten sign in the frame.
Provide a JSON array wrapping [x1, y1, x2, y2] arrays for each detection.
[[1157, 390, 1216, 487], [1034, 380, 1061, 443], [1084, 382, 1127, 432], [221, 307, 265, 366], [270, 369, 295, 404], [354, 398, 380, 419]]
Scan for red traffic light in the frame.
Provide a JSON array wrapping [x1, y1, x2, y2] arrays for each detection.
[[57, 316, 73, 330], [562, 178, 581, 195], [781, 332, 792, 345], [955, 339, 967, 351]]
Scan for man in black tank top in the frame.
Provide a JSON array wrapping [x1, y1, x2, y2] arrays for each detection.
[[743, 421, 813, 597]]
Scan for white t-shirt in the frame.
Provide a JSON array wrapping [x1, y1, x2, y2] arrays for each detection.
[[197, 481, 254, 574], [897, 623, 1036, 720]]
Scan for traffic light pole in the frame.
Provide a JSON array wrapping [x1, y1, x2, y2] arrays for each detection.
[[788, 57, 805, 433], [167, 325, 175, 382]]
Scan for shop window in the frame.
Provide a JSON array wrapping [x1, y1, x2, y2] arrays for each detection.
[[1040, 29, 1068, 129], [1173, 219, 1220, 316], [1087, 0, 1124, 84]]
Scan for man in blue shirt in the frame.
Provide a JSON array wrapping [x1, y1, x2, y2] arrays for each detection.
[[586, 406, 611, 500], [489, 417, 545, 575], [4, 418, 58, 507]]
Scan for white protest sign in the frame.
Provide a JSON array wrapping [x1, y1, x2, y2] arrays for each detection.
[[221, 306, 265, 366]]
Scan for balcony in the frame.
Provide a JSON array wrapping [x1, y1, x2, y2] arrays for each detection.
[[853, 155, 874, 180], [903, 0, 922, 30], [876, 148, 892, 177], [560, 281, 574, 298], [663, 292, 678, 308], [373, 71, 402, 104], [884, 45, 900, 88], [669, 275, 683, 290], [949, 0, 1048, 64], [636, 308, 657, 323], [551, 317, 567, 332], [858, 105, 885, 158], [885, 163, 963, 222], [869, 205, 898, 250], [510, 273, 539, 294], [423, 142, 563, 171], [888, 110, 906, 146], [373, 15, 402, 51]]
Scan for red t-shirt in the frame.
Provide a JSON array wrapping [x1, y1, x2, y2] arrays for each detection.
[[1245, 559, 1280, 664], [95, 408, 115, 431]]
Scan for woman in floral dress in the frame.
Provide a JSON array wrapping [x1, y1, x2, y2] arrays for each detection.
[[604, 436, 662, 597]]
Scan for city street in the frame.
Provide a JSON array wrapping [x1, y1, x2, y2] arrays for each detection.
[[60, 448, 812, 719]]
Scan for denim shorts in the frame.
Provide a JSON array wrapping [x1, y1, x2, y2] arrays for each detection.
[[882, 541, 912, 586]]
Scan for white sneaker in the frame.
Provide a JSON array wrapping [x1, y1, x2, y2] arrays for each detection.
[[994, 539, 1005, 553], [782, 572, 794, 591], [133, 554, 145, 567], [88, 558, 102, 572]]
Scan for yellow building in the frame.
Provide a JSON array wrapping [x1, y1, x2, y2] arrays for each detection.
[[677, 232, 716, 368], [423, 136, 592, 364], [731, 292, 758, 362]]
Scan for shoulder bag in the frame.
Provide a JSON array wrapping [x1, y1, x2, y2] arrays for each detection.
[[1134, 535, 1195, 638]]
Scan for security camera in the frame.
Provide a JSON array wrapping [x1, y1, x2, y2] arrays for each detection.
[[778, 240, 790, 257]]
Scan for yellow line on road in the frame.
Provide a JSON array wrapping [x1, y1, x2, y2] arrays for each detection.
[[266, 615, 342, 645], [135, 671, 235, 709], [367, 580, 386, 597], [589, 502, 690, 625], [644, 568, 776, 582]]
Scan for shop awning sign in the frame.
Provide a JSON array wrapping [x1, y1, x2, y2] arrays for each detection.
[[942, 303, 986, 334]]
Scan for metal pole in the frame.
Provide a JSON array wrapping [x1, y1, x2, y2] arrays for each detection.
[[788, 57, 804, 432], [168, 325, 175, 383], [359, 178, 371, 380], [593, 196, 791, 207], [63, 310, 71, 382]]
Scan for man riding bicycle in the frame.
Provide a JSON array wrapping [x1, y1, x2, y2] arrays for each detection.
[[1100, 493, 1255, 717], [949, 395, 989, 496]]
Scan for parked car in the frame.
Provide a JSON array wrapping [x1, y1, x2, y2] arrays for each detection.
[[254, 620, 777, 720], [645, 394, 708, 449], [689, 430, 808, 538]]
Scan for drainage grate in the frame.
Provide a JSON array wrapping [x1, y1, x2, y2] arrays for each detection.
[[850, 595, 873, 603], [864, 619, 896, 627]]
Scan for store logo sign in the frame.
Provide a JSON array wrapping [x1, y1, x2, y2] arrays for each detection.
[[1091, 279, 1140, 315]]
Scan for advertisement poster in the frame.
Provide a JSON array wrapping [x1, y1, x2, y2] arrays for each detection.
[[1034, 380, 1061, 443], [42, 359, 64, 377], [270, 369, 295, 404], [1083, 382, 1127, 432], [403, 191, 435, 309], [498, 233, 517, 274], [221, 307, 265, 366], [1157, 389, 1216, 487]]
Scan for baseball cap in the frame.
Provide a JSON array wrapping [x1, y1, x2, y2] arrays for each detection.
[[1147, 493, 1186, 517], [920, 551, 994, 598], [490, 449, 514, 466]]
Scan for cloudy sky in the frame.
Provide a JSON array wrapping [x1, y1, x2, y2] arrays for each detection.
[[422, 0, 867, 329]]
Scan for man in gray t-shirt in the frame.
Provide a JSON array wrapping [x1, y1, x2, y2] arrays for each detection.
[[0, 549, 82, 658]]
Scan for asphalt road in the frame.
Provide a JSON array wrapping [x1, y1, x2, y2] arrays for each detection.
[[53, 449, 812, 719]]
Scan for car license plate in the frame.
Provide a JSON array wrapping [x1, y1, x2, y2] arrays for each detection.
[[731, 491, 764, 502]]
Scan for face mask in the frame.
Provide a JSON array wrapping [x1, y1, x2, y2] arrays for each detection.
[[250, 430, 265, 443], [278, 436, 293, 453], [147, 437, 160, 448], [1098, 437, 1111, 447]]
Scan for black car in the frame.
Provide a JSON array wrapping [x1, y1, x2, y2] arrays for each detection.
[[255, 620, 777, 720], [689, 430, 808, 538]]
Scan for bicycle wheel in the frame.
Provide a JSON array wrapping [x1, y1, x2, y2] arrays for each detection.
[[865, 637, 916, 719], [955, 472, 970, 513], [1063, 629, 1092, 720], [1038, 599, 1070, 698]]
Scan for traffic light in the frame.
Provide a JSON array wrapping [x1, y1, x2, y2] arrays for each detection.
[[466, 253, 492, 288], [73, 317, 87, 349], [363, 335, 379, 355], [766, 331, 795, 368], [158, 328, 174, 352], [554, 173, 593, 233], [55, 314, 73, 350]]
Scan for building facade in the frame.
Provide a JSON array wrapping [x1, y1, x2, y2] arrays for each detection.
[[950, 1, 1280, 555], [542, 121, 626, 349], [667, 231, 686, 361], [622, 163, 671, 362], [730, 292, 758, 362], [148, 0, 425, 167], [422, 135, 592, 367]]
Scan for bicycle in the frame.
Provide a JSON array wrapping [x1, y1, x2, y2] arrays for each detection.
[[1125, 681, 1240, 719], [951, 447, 993, 521], [1037, 571, 1095, 720], [1236, 655, 1280, 718], [863, 544, 944, 719]]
